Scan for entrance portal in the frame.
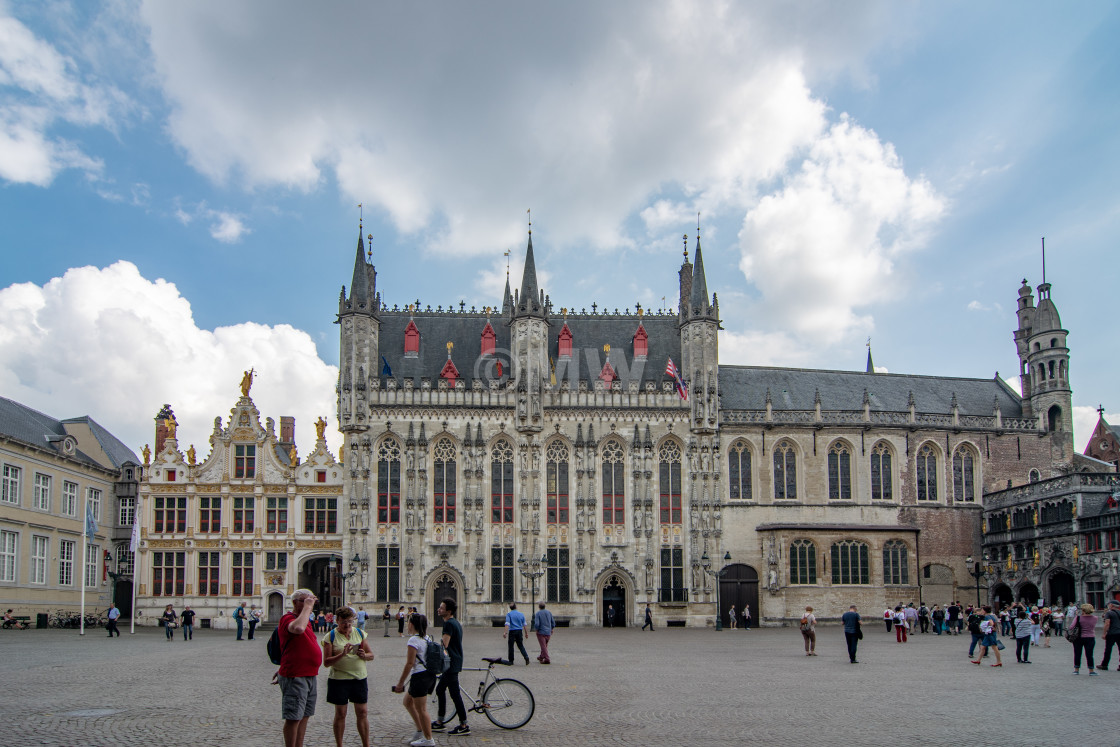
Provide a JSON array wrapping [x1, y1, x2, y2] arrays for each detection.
[[431, 573, 457, 628], [1017, 582, 1040, 606], [991, 583, 1013, 609], [1048, 571, 1075, 609], [267, 591, 284, 622], [114, 580, 133, 616], [300, 557, 339, 612], [602, 575, 626, 627], [719, 564, 759, 629]]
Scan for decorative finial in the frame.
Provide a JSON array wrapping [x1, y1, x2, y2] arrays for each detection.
[[697, 211, 701, 235], [527, 208, 531, 235], [358, 202, 362, 231], [867, 336, 871, 348], [367, 233, 372, 261], [446, 341, 453, 358], [1099, 404, 1106, 417], [603, 344, 610, 356], [637, 306, 643, 318], [1041, 236, 1046, 285], [561, 307, 567, 321], [683, 233, 688, 260], [504, 249, 511, 276], [485, 305, 492, 320]]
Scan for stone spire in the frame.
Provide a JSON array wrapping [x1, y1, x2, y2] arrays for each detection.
[[515, 232, 544, 318]]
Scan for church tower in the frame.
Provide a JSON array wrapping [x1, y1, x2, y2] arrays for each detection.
[[337, 228, 380, 436], [679, 231, 720, 434], [1014, 278, 1073, 455], [510, 230, 548, 433]]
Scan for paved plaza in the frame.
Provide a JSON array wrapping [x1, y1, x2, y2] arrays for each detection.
[[1, 621, 1116, 747]]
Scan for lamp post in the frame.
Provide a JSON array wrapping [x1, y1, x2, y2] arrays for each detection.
[[340, 552, 361, 607], [966, 555, 988, 609], [518, 552, 547, 630], [700, 550, 732, 631]]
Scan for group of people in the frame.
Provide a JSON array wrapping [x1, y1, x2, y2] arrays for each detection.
[[156, 601, 262, 641]]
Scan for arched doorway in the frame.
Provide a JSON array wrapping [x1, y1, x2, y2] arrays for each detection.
[[299, 556, 339, 612], [991, 583, 1013, 609], [1017, 582, 1040, 606], [114, 579, 133, 616], [267, 591, 284, 622], [430, 573, 458, 629], [1048, 571, 1075, 609], [602, 574, 627, 627], [719, 564, 759, 629]]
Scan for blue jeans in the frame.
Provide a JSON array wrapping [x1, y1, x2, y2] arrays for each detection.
[[182, 623, 193, 640], [933, 620, 943, 635], [236, 617, 244, 640], [969, 632, 983, 656]]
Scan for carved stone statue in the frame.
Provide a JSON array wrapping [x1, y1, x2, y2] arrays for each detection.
[[576, 505, 586, 531], [240, 368, 254, 397], [768, 568, 778, 589], [406, 510, 415, 531], [475, 563, 485, 591]]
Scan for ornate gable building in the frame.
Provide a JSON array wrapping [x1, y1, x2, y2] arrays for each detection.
[[337, 228, 1080, 626]]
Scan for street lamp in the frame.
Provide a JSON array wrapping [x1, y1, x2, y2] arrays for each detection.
[[700, 550, 732, 631], [340, 552, 361, 607], [966, 555, 988, 609], [517, 552, 547, 630]]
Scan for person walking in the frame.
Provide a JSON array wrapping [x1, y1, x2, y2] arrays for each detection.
[[742, 604, 751, 630], [728, 605, 737, 630], [1013, 608, 1032, 664], [534, 602, 555, 664], [248, 604, 261, 640], [1052, 605, 1066, 637], [397, 605, 407, 637], [799, 606, 817, 656], [883, 607, 893, 633], [842, 605, 861, 663], [383, 605, 393, 637], [969, 605, 1002, 667], [234, 601, 247, 640], [105, 603, 121, 637], [278, 589, 322, 747], [931, 604, 945, 635], [1070, 603, 1099, 675], [967, 608, 985, 658], [432, 598, 470, 736], [392, 613, 437, 747], [1040, 607, 1053, 648], [642, 604, 654, 631], [322, 606, 374, 747], [893, 606, 908, 643], [161, 604, 177, 641], [947, 602, 961, 635], [181, 605, 196, 640], [904, 603, 919, 634], [355, 606, 367, 633], [503, 602, 530, 665], [1098, 598, 1120, 671], [918, 603, 930, 634], [606, 604, 615, 628]]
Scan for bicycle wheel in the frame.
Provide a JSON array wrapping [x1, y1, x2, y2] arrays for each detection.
[[481, 677, 534, 729]]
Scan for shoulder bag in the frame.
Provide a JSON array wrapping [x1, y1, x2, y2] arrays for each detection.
[[1065, 615, 1080, 643]]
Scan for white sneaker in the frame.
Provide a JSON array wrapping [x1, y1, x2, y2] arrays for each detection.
[[410, 739, 436, 747], [412, 731, 423, 743]]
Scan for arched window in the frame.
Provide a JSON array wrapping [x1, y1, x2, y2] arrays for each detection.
[[601, 439, 626, 525], [490, 439, 514, 523], [115, 543, 134, 576], [831, 540, 870, 585], [916, 445, 937, 501], [883, 540, 909, 585], [728, 440, 752, 501], [773, 441, 797, 500], [1047, 405, 1062, 432], [789, 539, 817, 584], [658, 440, 682, 524], [828, 442, 852, 500], [432, 438, 456, 523], [546, 441, 569, 523], [952, 447, 975, 503], [870, 442, 892, 500], [377, 438, 402, 523], [1028, 468, 1041, 483]]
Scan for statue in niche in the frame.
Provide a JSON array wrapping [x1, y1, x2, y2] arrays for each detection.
[[405, 566, 413, 591], [691, 563, 702, 591], [633, 503, 642, 530], [768, 567, 778, 590], [406, 510, 415, 531], [474, 510, 484, 533], [406, 451, 414, 471], [576, 505, 586, 532], [475, 563, 485, 592], [531, 448, 541, 472], [644, 509, 653, 532], [520, 505, 529, 532], [577, 562, 587, 591], [532, 507, 540, 529], [644, 561, 653, 590]]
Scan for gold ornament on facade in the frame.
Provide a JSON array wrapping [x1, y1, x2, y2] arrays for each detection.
[[289, 444, 298, 466], [142, 444, 151, 465], [187, 444, 196, 465], [240, 368, 255, 396], [315, 416, 328, 440], [164, 417, 177, 438]]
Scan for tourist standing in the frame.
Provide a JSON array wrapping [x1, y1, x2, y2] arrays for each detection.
[[248, 604, 261, 640], [1014, 608, 1032, 664], [392, 612, 437, 747], [355, 606, 367, 632], [1040, 607, 1053, 647], [1097, 598, 1120, 671], [970, 605, 1002, 667], [322, 606, 374, 747], [917, 603, 930, 634], [893, 606, 908, 643], [1029, 606, 1042, 645], [842, 605, 861, 663], [1052, 605, 1066, 637], [181, 605, 195, 640], [742, 604, 751, 630], [1071, 603, 1099, 675], [433, 598, 470, 736], [161, 604, 177, 641], [946, 602, 960, 635], [234, 601, 247, 640], [278, 589, 322, 747], [383, 605, 393, 637], [533, 602, 555, 664], [883, 607, 893, 633], [904, 603, 918, 634], [503, 602, 530, 665], [799, 606, 817, 656], [397, 605, 407, 637], [105, 603, 121, 638], [642, 604, 654, 631], [606, 604, 616, 628], [728, 605, 737, 630], [931, 605, 945, 635]]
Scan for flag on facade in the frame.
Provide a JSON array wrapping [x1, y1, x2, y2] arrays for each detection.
[[549, 356, 556, 387], [665, 357, 688, 400], [381, 355, 393, 377], [85, 499, 97, 540], [129, 502, 141, 553]]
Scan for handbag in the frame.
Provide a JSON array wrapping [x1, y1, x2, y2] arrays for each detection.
[[856, 621, 864, 640], [995, 639, 1005, 651], [1065, 616, 1080, 643]]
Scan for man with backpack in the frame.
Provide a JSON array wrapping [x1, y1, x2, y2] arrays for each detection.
[[276, 589, 322, 747], [234, 601, 247, 640], [967, 608, 986, 658]]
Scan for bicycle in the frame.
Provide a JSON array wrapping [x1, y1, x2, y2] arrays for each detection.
[[435, 657, 535, 729]]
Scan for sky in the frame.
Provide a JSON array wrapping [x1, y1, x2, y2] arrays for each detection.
[[1, 0, 1118, 461]]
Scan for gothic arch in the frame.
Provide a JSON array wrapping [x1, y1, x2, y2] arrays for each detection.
[[598, 435, 629, 460], [594, 561, 637, 627]]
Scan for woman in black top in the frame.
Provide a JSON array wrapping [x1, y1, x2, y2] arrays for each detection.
[[161, 604, 177, 641]]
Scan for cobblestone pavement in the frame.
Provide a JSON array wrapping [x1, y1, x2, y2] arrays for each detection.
[[1, 623, 1116, 747]]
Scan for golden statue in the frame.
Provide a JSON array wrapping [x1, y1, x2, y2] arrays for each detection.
[[1073, 545, 1079, 561], [187, 444, 196, 465], [164, 417, 177, 439], [142, 443, 151, 465], [1033, 548, 1040, 567], [1033, 508, 1039, 525], [240, 368, 255, 397], [289, 444, 298, 466], [315, 416, 328, 440]]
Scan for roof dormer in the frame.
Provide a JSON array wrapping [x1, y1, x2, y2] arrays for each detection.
[[404, 320, 420, 358]]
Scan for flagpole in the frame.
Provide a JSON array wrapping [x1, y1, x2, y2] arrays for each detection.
[[80, 494, 87, 636], [130, 495, 140, 635]]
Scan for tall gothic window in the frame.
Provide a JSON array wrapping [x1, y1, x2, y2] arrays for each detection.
[[916, 445, 937, 501], [491, 547, 514, 602], [728, 440, 752, 501], [773, 441, 797, 500], [789, 539, 817, 584], [830, 540, 870, 585], [658, 440, 683, 524], [953, 447, 976, 503], [546, 547, 570, 602], [870, 442, 893, 501], [376, 546, 399, 602], [883, 540, 909, 585], [546, 441, 569, 523], [827, 442, 852, 500], [377, 438, 402, 523], [601, 439, 626, 524], [433, 438, 456, 523], [660, 547, 685, 602], [491, 439, 514, 523]]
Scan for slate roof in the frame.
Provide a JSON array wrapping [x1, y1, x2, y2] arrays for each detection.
[[718, 366, 1023, 417], [61, 416, 140, 468], [0, 396, 138, 468]]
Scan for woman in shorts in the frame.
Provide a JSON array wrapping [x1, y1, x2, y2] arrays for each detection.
[[322, 606, 374, 747], [392, 613, 437, 747]]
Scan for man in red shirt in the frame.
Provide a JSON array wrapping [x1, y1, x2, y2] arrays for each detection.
[[279, 588, 322, 747]]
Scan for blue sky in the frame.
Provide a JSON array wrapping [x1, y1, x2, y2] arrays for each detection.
[[1, 0, 1117, 458]]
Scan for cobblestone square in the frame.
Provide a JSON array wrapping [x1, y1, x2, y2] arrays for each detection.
[[2, 623, 1115, 747]]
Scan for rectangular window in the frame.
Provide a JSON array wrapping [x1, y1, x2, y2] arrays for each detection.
[[87, 488, 102, 521], [490, 547, 514, 603], [116, 546, 134, 576], [265, 552, 288, 571], [1086, 579, 1105, 611], [434, 458, 456, 523], [304, 496, 338, 533], [62, 481, 78, 515], [1085, 533, 1103, 552], [84, 543, 98, 588], [546, 459, 569, 524], [0, 530, 16, 582], [659, 547, 686, 602], [1, 465, 21, 505], [546, 547, 570, 602], [33, 473, 51, 511], [1109, 530, 1120, 551], [233, 496, 255, 533], [378, 457, 402, 523], [198, 551, 219, 596], [266, 497, 288, 533], [152, 551, 185, 596], [234, 444, 256, 478], [602, 459, 625, 525], [491, 460, 514, 524], [30, 535, 48, 584], [316, 470, 326, 483], [199, 496, 221, 533], [119, 497, 135, 527], [376, 546, 400, 602], [831, 542, 870, 585], [153, 496, 187, 533], [59, 539, 75, 585], [232, 551, 253, 596], [659, 461, 682, 524]]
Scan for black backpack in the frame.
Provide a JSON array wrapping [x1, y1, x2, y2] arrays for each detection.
[[266, 627, 284, 665], [967, 613, 982, 635], [422, 635, 449, 675]]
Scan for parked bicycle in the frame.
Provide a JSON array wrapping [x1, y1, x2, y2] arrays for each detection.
[[435, 657, 534, 729]]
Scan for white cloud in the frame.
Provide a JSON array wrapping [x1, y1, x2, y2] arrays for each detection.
[[0, 262, 341, 459], [967, 300, 1002, 313], [209, 212, 249, 243]]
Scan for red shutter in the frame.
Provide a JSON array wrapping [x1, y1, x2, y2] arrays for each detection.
[[633, 323, 648, 358], [558, 323, 573, 358], [481, 322, 496, 357], [404, 320, 420, 355]]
